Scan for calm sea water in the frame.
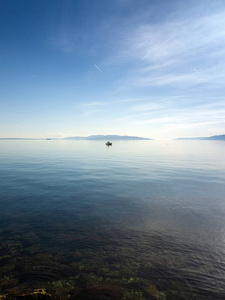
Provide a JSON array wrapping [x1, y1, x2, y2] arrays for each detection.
[[0, 140, 225, 299]]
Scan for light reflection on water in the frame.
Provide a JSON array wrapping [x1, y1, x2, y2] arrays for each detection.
[[0, 140, 225, 299]]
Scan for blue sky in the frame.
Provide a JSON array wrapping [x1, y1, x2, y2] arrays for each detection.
[[1, 0, 225, 139]]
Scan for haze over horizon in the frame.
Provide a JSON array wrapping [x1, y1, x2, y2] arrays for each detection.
[[1, 0, 225, 140]]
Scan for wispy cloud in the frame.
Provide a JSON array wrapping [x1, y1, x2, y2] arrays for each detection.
[[78, 101, 105, 117], [111, 93, 225, 137], [135, 106, 225, 132], [111, 10, 225, 89], [82, 109, 103, 116], [79, 101, 104, 107]]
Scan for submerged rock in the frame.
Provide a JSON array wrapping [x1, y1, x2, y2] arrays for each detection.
[[0, 289, 52, 300]]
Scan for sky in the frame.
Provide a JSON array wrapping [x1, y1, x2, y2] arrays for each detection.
[[1, 0, 225, 140]]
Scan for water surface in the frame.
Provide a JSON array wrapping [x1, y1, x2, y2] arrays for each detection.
[[0, 140, 225, 299]]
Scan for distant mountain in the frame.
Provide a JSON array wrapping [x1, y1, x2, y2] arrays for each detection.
[[176, 134, 225, 140], [205, 134, 225, 140], [64, 135, 152, 140], [0, 135, 152, 141]]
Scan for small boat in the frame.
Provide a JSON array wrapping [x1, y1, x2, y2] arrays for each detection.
[[106, 141, 112, 146]]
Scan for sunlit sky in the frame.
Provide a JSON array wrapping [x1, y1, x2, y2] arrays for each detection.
[[1, 0, 225, 140]]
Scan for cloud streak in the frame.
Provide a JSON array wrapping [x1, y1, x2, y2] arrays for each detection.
[[79, 101, 104, 107], [82, 109, 103, 116], [111, 10, 225, 90], [110, 93, 225, 138]]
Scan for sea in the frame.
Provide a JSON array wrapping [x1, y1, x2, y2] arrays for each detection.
[[0, 140, 225, 299]]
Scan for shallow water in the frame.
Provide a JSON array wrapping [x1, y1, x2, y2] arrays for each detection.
[[0, 140, 225, 298]]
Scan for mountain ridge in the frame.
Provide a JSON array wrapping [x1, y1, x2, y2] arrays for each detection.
[[0, 135, 152, 141], [64, 135, 152, 140], [176, 134, 225, 140]]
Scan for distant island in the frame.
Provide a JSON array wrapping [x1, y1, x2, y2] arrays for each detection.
[[0, 135, 152, 141], [176, 134, 225, 140], [64, 135, 152, 140]]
